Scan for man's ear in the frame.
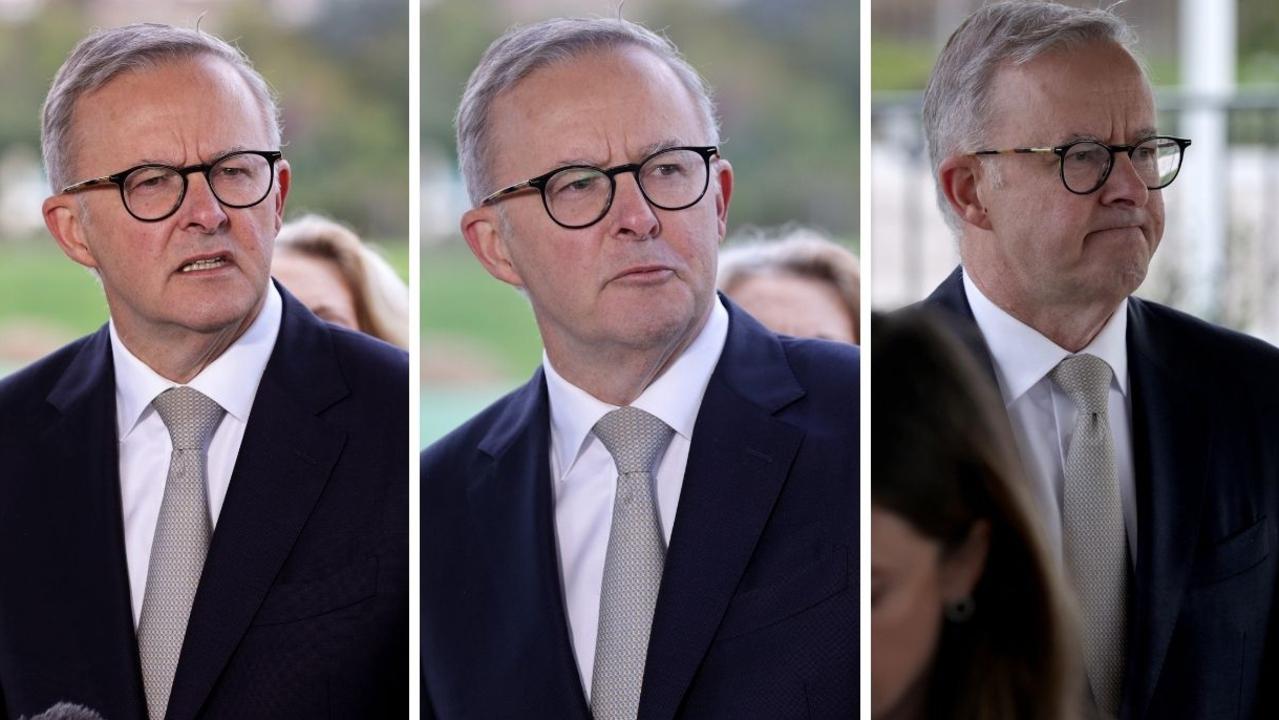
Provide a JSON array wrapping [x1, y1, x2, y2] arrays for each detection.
[[938, 155, 994, 231], [43, 194, 100, 270], [272, 159, 292, 233], [711, 158, 734, 241], [461, 206, 524, 288]]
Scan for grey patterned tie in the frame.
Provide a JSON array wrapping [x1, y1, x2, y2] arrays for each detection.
[[590, 406, 675, 720], [137, 387, 225, 720], [1052, 354, 1127, 718]]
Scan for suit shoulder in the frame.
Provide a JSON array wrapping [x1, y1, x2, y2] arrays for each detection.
[[326, 325, 409, 396], [421, 384, 528, 474], [777, 336, 859, 393], [1135, 299, 1279, 398], [0, 334, 96, 419], [1136, 299, 1279, 363]]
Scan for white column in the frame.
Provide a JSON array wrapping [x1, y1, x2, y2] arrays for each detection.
[[1178, 0, 1234, 319]]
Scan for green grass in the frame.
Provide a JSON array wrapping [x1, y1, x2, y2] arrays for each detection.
[[420, 243, 543, 379], [0, 240, 110, 334]]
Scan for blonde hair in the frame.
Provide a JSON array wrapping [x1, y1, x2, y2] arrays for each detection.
[[718, 226, 860, 342], [275, 214, 408, 348]]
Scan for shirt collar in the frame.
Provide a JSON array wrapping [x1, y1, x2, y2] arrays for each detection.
[[111, 283, 283, 440], [543, 296, 730, 475], [962, 268, 1129, 404]]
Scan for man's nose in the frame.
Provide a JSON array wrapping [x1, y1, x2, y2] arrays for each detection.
[[1099, 151, 1150, 207], [607, 171, 660, 238], [178, 171, 230, 231]]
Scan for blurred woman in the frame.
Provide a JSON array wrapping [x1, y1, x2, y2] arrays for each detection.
[[718, 226, 859, 343], [273, 214, 408, 348], [871, 308, 1079, 720]]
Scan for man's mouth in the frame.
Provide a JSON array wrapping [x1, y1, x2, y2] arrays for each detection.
[[179, 255, 230, 273]]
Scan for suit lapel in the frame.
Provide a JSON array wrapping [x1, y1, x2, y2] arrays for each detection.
[[1124, 300, 1209, 720], [44, 328, 148, 719], [639, 303, 806, 720], [922, 266, 1000, 382], [466, 371, 592, 718], [165, 291, 347, 720]]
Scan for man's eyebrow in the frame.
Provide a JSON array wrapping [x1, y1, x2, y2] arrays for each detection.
[[133, 146, 252, 168], [545, 139, 693, 171], [638, 138, 687, 157], [1056, 129, 1161, 146]]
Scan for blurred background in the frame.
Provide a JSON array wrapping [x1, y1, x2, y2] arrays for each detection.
[[872, 0, 1279, 343], [422, 0, 859, 446], [0, 0, 409, 376]]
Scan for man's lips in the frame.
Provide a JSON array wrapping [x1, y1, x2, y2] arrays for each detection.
[[610, 265, 675, 282], [175, 252, 232, 274]]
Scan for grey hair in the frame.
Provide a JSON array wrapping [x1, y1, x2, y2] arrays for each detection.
[[41, 22, 282, 194], [922, 1, 1142, 229], [455, 17, 720, 206]]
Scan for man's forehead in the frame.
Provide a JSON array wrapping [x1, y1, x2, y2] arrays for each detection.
[[490, 46, 704, 165], [985, 44, 1155, 142], [69, 55, 271, 166]]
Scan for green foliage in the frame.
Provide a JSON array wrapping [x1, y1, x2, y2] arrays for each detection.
[[421, 245, 543, 380], [0, 240, 109, 336]]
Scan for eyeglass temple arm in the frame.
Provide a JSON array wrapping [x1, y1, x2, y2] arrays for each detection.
[[61, 176, 116, 194], [481, 181, 535, 206], [971, 147, 1056, 156]]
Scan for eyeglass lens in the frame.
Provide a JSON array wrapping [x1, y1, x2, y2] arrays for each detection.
[[1061, 137, 1184, 193], [123, 151, 275, 220], [543, 147, 710, 227]]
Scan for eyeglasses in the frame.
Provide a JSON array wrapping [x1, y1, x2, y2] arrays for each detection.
[[60, 150, 284, 222], [970, 136, 1192, 195], [480, 145, 720, 229]]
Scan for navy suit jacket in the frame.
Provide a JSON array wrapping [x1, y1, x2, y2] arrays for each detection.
[[0, 286, 408, 720], [926, 267, 1279, 720], [421, 300, 858, 719]]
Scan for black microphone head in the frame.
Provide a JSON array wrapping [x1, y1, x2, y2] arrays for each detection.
[[23, 702, 107, 720]]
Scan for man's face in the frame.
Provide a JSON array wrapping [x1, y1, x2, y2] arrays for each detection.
[[964, 40, 1162, 311], [475, 46, 731, 360], [47, 54, 289, 343]]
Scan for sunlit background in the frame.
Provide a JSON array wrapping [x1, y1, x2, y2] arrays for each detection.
[[422, 0, 860, 445], [872, 0, 1279, 342], [0, 0, 409, 376]]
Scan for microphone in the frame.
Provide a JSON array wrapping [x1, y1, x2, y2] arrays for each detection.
[[21, 702, 107, 720]]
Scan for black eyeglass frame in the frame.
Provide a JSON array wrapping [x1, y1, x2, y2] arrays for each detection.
[[60, 149, 284, 222], [970, 136, 1192, 195], [479, 145, 721, 229]]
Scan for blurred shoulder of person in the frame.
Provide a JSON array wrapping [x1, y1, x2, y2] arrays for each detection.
[[273, 213, 408, 348], [871, 307, 1080, 720], [718, 225, 859, 343]]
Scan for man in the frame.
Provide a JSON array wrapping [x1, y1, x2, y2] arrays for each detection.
[[0, 25, 407, 719], [920, 3, 1279, 718], [421, 18, 858, 720]]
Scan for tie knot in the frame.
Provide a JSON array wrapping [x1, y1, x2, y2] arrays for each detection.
[[1051, 353, 1112, 414], [593, 406, 674, 475], [151, 387, 225, 450]]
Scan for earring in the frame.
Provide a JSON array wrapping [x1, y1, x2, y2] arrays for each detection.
[[944, 595, 975, 622]]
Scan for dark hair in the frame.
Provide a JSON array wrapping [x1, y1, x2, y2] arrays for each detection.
[[872, 308, 1079, 720]]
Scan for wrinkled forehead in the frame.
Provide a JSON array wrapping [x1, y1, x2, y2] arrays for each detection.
[[490, 45, 707, 161], [68, 54, 274, 169], [985, 41, 1156, 143]]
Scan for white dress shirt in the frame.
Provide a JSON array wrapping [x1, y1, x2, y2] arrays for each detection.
[[545, 296, 729, 698], [962, 270, 1138, 565], [111, 284, 282, 626]]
